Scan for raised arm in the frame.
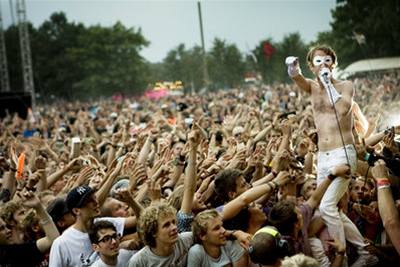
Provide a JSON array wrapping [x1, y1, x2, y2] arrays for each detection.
[[371, 160, 400, 254], [222, 171, 290, 220], [285, 56, 312, 93], [180, 128, 200, 214], [20, 190, 60, 252]]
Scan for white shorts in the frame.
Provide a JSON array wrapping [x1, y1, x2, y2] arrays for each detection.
[[317, 144, 357, 183]]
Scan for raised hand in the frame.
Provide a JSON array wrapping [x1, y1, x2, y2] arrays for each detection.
[[35, 155, 47, 170], [370, 160, 390, 181], [285, 56, 301, 77], [19, 189, 41, 208]]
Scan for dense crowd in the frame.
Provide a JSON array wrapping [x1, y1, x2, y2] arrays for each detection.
[[0, 48, 399, 267]]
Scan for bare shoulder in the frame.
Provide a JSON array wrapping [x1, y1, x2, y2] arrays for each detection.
[[336, 79, 354, 94]]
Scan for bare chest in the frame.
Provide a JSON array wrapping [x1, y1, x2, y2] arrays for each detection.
[[311, 83, 352, 116]]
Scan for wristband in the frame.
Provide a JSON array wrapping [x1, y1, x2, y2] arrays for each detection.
[[228, 230, 237, 240], [377, 185, 391, 190], [336, 250, 345, 256], [39, 217, 51, 225], [364, 153, 370, 161], [376, 178, 390, 187], [377, 178, 390, 190], [327, 173, 337, 181]]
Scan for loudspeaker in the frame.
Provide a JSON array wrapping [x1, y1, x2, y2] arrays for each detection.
[[0, 92, 32, 119]]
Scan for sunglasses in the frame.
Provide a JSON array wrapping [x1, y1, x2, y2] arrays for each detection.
[[312, 56, 333, 66], [98, 233, 120, 243]]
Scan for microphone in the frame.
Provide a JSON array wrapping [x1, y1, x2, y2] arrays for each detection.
[[319, 67, 342, 105], [319, 68, 331, 85]]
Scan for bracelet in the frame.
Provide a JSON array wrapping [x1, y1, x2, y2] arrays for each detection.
[[265, 183, 272, 191], [378, 185, 391, 190], [364, 153, 370, 161], [271, 181, 279, 189]]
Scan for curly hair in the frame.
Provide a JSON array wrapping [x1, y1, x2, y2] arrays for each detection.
[[137, 203, 177, 248], [192, 209, 219, 244], [0, 200, 22, 225]]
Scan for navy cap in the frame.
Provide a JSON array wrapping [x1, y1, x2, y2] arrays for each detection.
[[66, 185, 94, 211]]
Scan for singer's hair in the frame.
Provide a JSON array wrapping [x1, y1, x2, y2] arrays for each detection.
[[307, 44, 337, 68]]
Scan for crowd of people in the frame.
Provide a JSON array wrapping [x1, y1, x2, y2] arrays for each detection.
[[0, 45, 399, 267]]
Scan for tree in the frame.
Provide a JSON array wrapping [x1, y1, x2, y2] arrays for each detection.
[[68, 22, 149, 97], [33, 12, 85, 99], [208, 38, 245, 89], [162, 44, 204, 92], [253, 33, 309, 84], [316, 0, 400, 68]]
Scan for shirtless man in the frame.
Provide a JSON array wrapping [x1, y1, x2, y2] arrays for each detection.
[[286, 45, 378, 267]]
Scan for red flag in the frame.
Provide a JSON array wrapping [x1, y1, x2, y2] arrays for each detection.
[[263, 41, 275, 59]]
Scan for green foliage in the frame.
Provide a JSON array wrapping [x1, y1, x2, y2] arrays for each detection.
[[6, 12, 149, 100], [252, 33, 310, 84], [208, 38, 246, 89], [160, 43, 204, 92], [68, 22, 149, 97], [315, 0, 400, 68], [8, 2, 398, 96], [158, 38, 245, 92]]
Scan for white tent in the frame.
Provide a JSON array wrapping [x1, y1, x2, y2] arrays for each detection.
[[337, 57, 400, 78]]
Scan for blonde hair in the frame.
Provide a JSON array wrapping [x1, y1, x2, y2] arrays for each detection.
[[138, 203, 177, 247], [192, 209, 220, 244]]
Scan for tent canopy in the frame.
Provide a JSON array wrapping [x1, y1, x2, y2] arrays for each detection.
[[337, 57, 400, 78]]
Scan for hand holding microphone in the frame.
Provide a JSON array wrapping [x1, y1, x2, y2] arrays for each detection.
[[319, 67, 332, 86], [318, 68, 342, 105], [285, 56, 302, 78]]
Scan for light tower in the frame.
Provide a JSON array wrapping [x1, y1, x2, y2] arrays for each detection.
[[0, 3, 10, 92], [16, 0, 35, 108]]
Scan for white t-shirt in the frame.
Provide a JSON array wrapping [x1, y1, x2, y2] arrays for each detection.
[[187, 240, 245, 267], [128, 232, 194, 267], [49, 217, 125, 267], [90, 249, 134, 267]]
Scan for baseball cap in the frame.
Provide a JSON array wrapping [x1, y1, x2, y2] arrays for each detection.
[[66, 185, 94, 211], [47, 198, 69, 223]]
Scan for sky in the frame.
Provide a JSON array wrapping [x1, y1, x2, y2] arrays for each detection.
[[1, 0, 337, 63]]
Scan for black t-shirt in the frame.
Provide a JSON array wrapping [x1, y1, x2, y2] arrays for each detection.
[[0, 241, 43, 267]]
